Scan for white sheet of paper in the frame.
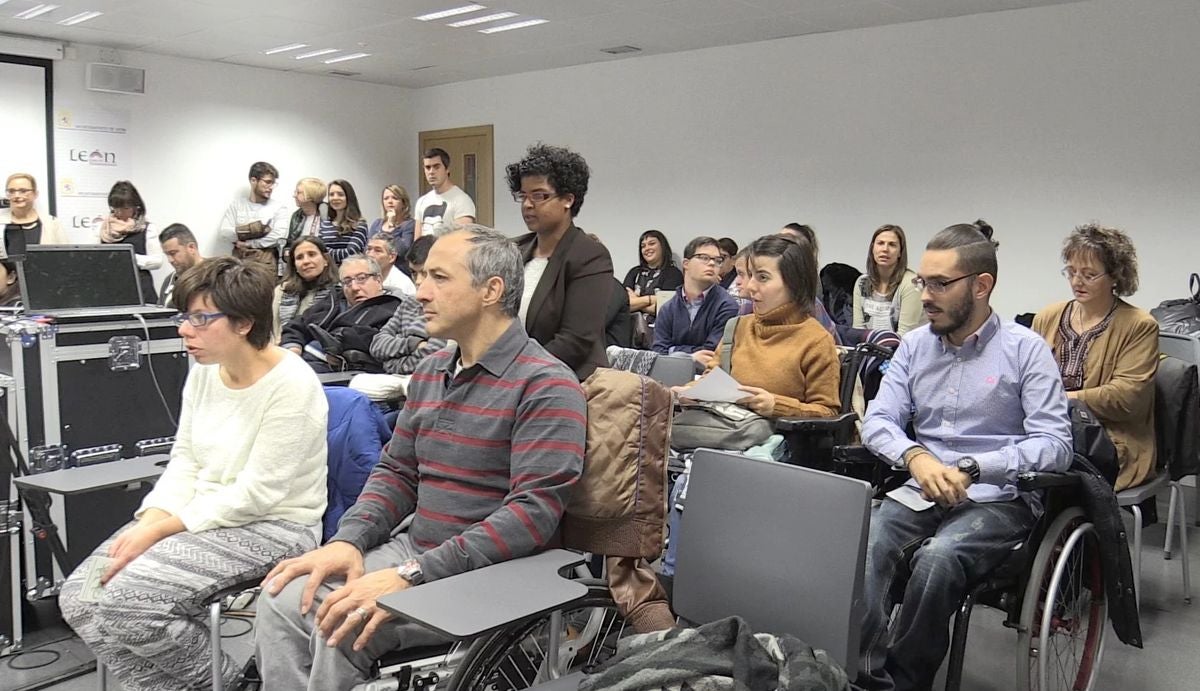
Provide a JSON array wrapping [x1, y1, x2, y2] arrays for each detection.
[[683, 366, 746, 404], [887, 484, 935, 512]]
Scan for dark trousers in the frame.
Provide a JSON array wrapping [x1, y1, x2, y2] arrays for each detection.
[[857, 496, 1035, 691]]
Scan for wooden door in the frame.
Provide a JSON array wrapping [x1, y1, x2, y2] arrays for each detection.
[[418, 125, 494, 228]]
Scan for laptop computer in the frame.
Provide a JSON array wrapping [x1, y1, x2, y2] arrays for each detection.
[[17, 245, 173, 319]]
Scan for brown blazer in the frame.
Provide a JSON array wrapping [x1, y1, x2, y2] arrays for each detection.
[[1033, 300, 1159, 491], [515, 225, 614, 381]]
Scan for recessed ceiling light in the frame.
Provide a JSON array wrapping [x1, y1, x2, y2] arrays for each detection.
[[15, 4, 60, 20], [263, 42, 308, 55], [414, 4, 486, 22], [447, 11, 516, 28], [58, 10, 102, 26], [294, 48, 339, 60], [478, 18, 548, 34], [323, 52, 370, 64]]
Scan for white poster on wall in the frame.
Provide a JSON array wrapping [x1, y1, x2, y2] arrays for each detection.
[[53, 106, 131, 243]]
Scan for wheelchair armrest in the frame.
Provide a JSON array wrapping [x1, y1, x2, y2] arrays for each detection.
[[1017, 471, 1080, 492], [832, 445, 885, 465], [375, 549, 589, 639], [775, 412, 858, 434]]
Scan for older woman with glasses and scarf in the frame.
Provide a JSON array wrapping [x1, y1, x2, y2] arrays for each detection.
[[1032, 223, 1159, 491]]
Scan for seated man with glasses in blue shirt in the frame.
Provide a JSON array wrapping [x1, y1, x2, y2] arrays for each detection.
[[651, 236, 739, 365], [855, 221, 1073, 691], [281, 254, 420, 373]]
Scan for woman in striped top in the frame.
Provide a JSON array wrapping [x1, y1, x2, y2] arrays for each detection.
[[319, 179, 368, 265]]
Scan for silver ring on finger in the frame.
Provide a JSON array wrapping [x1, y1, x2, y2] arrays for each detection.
[[354, 606, 370, 624]]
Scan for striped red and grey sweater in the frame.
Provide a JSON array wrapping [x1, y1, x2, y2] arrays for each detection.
[[331, 319, 587, 582]]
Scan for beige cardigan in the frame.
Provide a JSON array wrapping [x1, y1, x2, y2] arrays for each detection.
[[1032, 300, 1159, 491]]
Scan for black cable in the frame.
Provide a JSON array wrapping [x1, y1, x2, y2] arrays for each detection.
[[220, 615, 254, 639], [133, 313, 178, 428], [5, 649, 61, 670]]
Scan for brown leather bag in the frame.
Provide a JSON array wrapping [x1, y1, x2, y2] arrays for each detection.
[[563, 368, 675, 632], [233, 245, 278, 272]]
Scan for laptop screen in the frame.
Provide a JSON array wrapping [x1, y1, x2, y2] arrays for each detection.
[[18, 245, 145, 311]]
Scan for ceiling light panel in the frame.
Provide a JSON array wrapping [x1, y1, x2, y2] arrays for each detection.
[[294, 48, 340, 60], [447, 11, 517, 28], [263, 43, 308, 55], [323, 52, 370, 64], [58, 10, 101, 26], [414, 4, 486, 22], [15, 4, 60, 20], [478, 18, 548, 34]]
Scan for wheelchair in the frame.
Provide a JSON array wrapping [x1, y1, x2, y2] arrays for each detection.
[[827, 443, 1111, 691]]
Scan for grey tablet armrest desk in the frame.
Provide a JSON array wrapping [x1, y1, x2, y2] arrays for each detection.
[[13, 454, 169, 495], [377, 549, 589, 639]]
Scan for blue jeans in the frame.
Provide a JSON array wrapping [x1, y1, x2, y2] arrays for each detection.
[[857, 497, 1035, 691], [661, 472, 688, 577]]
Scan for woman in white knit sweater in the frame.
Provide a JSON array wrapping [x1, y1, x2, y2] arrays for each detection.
[[59, 257, 329, 691]]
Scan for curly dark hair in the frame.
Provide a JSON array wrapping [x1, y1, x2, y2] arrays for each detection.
[[1061, 222, 1139, 297], [505, 143, 590, 217]]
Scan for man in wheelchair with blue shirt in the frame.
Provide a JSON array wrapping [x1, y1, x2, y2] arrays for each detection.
[[855, 221, 1073, 691]]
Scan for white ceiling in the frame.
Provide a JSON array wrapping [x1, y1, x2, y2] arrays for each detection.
[[0, 0, 1087, 88]]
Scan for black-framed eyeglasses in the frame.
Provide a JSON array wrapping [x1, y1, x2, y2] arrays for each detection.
[[340, 273, 381, 288], [688, 253, 722, 266], [512, 191, 558, 205], [172, 311, 226, 328], [912, 272, 982, 294]]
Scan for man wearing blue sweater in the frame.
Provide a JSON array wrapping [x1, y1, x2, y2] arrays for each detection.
[[652, 236, 739, 362]]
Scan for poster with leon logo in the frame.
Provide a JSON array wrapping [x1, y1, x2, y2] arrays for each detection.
[[54, 106, 131, 243]]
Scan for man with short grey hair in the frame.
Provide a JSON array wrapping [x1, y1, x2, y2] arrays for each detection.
[[256, 227, 587, 690], [366, 232, 416, 296]]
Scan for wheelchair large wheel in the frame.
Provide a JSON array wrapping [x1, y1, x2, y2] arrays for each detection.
[[449, 580, 627, 690], [1016, 507, 1107, 691]]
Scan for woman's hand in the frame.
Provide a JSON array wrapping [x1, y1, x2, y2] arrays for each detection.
[[736, 385, 775, 417], [691, 349, 715, 366], [103, 524, 163, 583]]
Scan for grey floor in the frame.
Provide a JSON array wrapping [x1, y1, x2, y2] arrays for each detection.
[[6, 486, 1200, 691]]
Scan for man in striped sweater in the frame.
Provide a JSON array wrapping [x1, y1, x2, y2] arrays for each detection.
[[256, 226, 588, 690]]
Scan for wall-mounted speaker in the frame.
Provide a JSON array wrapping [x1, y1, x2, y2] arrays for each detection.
[[85, 63, 145, 95]]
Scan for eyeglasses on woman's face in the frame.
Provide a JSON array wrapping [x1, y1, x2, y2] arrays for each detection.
[[172, 311, 227, 328], [1061, 267, 1107, 284]]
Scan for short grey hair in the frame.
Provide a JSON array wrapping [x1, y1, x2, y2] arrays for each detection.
[[367, 232, 397, 256], [446, 224, 523, 318], [339, 254, 381, 277]]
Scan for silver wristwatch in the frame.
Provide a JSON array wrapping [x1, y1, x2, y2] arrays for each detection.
[[397, 559, 424, 586]]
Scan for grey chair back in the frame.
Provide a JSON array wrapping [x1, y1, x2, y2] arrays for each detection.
[[1160, 332, 1200, 366], [673, 449, 872, 678], [647, 354, 695, 388]]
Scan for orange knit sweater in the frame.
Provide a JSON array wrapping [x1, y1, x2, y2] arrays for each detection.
[[705, 302, 840, 418]]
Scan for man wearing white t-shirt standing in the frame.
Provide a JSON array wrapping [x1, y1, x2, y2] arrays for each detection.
[[218, 161, 292, 273], [413, 148, 476, 238]]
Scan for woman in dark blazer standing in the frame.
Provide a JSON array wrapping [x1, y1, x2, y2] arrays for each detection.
[[507, 143, 613, 381]]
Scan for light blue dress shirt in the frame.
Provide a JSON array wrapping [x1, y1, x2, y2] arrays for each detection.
[[862, 311, 1073, 504]]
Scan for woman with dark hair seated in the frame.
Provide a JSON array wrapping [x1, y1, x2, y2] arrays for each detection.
[[624, 229, 684, 316], [1032, 223, 1158, 491], [273, 236, 338, 342], [703, 233, 840, 419], [58, 257, 328, 690]]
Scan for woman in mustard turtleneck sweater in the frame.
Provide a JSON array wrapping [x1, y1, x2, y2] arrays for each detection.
[[704, 233, 840, 418]]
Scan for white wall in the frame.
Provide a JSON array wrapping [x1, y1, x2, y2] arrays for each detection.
[[52, 46, 416, 274], [410, 0, 1200, 320]]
